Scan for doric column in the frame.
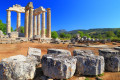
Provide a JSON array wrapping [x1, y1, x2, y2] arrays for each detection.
[[47, 8, 51, 38], [37, 14, 40, 35], [33, 15, 37, 36], [24, 8, 29, 38], [17, 12, 21, 32], [41, 11, 46, 38], [6, 10, 11, 34], [28, 8, 33, 38]]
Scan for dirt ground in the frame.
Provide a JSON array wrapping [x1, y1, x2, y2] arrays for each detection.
[[0, 42, 120, 80]]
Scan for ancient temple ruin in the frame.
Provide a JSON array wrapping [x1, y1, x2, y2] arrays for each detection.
[[6, 2, 51, 39]]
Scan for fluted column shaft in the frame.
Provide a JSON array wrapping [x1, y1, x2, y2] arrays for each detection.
[[17, 12, 21, 32], [33, 15, 37, 36], [24, 9, 29, 38], [41, 12, 45, 38], [28, 8, 33, 38], [37, 14, 40, 35], [47, 8, 51, 38], [6, 10, 11, 34]]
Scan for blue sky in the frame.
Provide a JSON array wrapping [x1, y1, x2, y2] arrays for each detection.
[[0, 0, 120, 31]]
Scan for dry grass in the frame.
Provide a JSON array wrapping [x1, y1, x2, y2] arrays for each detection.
[[0, 42, 120, 80]]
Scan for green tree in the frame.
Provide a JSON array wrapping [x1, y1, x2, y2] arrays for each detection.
[[20, 26, 24, 33], [84, 33, 91, 38], [51, 31, 58, 39], [97, 33, 103, 39], [77, 31, 84, 37], [65, 34, 71, 38], [116, 30, 120, 38], [59, 33, 66, 38], [106, 31, 115, 38]]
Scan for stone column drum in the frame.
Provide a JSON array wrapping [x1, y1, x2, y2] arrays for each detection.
[[17, 12, 21, 32], [41, 12, 45, 38], [47, 8, 51, 38], [24, 9, 29, 38], [6, 10, 11, 34], [37, 14, 40, 35], [33, 15, 37, 36], [28, 8, 33, 38]]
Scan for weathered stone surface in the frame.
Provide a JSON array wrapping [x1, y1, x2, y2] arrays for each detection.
[[16, 37, 28, 42], [0, 30, 3, 35], [27, 47, 41, 65], [41, 54, 77, 79], [75, 55, 104, 76], [3, 35, 9, 38], [33, 35, 41, 39], [99, 49, 120, 59], [105, 56, 120, 72], [71, 38, 75, 43], [87, 38, 91, 42], [91, 39, 95, 42], [47, 48, 71, 56], [99, 49, 120, 72], [73, 49, 94, 56], [8, 31, 19, 38], [0, 55, 36, 80], [114, 47, 120, 51]]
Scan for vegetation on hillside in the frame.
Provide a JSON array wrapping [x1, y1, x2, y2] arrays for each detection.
[[57, 29, 120, 41]]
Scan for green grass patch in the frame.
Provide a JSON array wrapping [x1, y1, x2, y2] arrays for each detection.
[[85, 77, 91, 80]]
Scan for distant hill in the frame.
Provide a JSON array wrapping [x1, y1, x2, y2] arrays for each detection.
[[57, 28, 120, 34]]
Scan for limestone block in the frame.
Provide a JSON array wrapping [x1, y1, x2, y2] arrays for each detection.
[[33, 35, 41, 40], [82, 36, 87, 41], [0, 55, 36, 80], [87, 38, 91, 42], [3, 35, 9, 38], [105, 56, 120, 72], [8, 31, 19, 38], [75, 55, 104, 76], [91, 39, 95, 42], [16, 37, 28, 42], [114, 47, 120, 51], [0, 30, 3, 35], [47, 48, 71, 56], [27, 47, 41, 65], [73, 49, 94, 56], [41, 54, 77, 79], [99, 49, 120, 59]]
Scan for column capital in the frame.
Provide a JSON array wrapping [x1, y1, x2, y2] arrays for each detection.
[[47, 8, 51, 10]]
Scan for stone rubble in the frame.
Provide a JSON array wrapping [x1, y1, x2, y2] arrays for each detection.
[[47, 48, 71, 56], [41, 54, 77, 79], [74, 55, 104, 76], [0, 55, 36, 80], [73, 49, 94, 56], [99, 49, 120, 72], [27, 47, 41, 66]]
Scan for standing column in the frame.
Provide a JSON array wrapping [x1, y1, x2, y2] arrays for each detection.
[[41, 11, 46, 38], [24, 8, 29, 38], [17, 12, 21, 32], [28, 8, 33, 38], [37, 14, 40, 35], [47, 8, 51, 38], [33, 15, 37, 36], [6, 10, 11, 34]]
